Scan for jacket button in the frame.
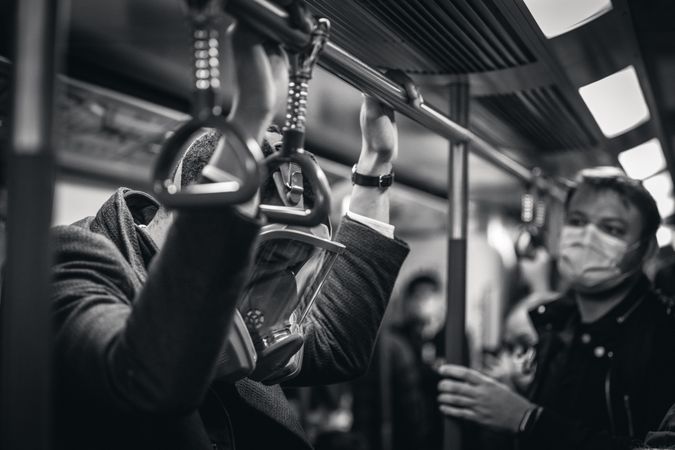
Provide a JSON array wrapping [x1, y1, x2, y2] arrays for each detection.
[[537, 305, 546, 314], [581, 333, 591, 344], [594, 346, 605, 358]]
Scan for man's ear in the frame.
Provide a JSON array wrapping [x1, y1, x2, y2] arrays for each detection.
[[642, 236, 659, 263]]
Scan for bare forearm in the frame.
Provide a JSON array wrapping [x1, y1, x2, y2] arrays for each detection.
[[348, 153, 392, 224]]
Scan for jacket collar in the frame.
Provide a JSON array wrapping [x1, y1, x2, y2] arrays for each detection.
[[88, 188, 159, 284], [529, 274, 652, 334]]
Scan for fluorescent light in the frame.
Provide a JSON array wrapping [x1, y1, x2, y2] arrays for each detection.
[[644, 172, 674, 217], [656, 197, 675, 218], [578, 66, 650, 138], [657, 226, 673, 248], [618, 138, 666, 180], [644, 172, 672, 198], [523, 0, 613, 38]]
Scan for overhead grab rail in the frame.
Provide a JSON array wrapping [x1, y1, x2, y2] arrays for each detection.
[[225, 0, 566, 201]]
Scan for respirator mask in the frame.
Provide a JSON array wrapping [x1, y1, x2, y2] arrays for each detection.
[[215, 221, 344, 384], [213, 151, 345, 384], [557, 223, 642, 294]]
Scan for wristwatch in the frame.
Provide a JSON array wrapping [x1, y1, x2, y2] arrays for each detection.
[[351, 164, 394, 189]]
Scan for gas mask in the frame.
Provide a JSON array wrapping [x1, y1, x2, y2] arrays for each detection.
[[557, 224, 641, 294], [214, 219, 345, 384]]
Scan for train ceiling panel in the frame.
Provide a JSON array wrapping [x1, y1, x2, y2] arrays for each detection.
[[305, 0, 608, 166], [306, 0, 536, 74], [475, 86, 598, 152], [1, 0, 673, 196]]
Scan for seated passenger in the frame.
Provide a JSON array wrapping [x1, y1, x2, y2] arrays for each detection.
[[437, 167, 675, 450], [49, 27, 408, 449]]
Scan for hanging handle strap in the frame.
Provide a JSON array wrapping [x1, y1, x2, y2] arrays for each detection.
[[260, 150, 331, 226], [152, 0, 263, 208], [259, 17, 331, 226]]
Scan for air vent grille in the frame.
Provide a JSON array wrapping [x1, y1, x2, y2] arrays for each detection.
[[475, 86, 597, 151], [306, 0, 536, 74]]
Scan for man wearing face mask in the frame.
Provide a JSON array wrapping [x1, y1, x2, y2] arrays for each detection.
[[437, 166, 675, 450]]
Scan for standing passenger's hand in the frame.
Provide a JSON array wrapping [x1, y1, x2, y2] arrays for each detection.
[[356, 96, 398, 176], [437, 364, 534, 433]]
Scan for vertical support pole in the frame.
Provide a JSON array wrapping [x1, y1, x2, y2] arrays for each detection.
[[1, 0, 61, 449], [444, 79, 470, 450]]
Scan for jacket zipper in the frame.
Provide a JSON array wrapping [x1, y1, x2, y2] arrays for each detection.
[[604, 369, 616, 434], [623, 394, 635, 438]]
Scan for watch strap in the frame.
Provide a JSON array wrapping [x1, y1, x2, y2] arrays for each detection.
[[351, 164, 394, 188]]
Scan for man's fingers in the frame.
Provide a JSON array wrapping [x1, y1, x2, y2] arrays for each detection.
[[438, 379, 477, 397], [439, 405, 477, 421], [385, 69, 423, 108], [438, 393, 475, 408], [438, 364, 488, 385]]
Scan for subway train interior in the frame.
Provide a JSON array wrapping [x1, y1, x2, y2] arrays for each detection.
[[2, 0, 675, 449]]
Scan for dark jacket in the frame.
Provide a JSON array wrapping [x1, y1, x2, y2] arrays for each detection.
[[644, 403, 675, 448], [519, 275, 675, 450], [351, 327, 432, 450], [51, 189, 409, 450]]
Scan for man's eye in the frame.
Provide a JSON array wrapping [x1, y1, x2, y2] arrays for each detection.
[[566, 217, 586, 227], [601, 225, 625, 237]]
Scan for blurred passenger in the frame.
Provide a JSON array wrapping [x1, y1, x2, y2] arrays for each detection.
[[653, 224, 675, 296], [352, 273, 444, 450], [46, 26, 409, 450], [485, 246, 558, 393], [466, 205, 506, 368], [437, 167, 675, 450]]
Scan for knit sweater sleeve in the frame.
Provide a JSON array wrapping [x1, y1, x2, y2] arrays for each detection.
[[52, 208, 260, 415], [289, 217, 409, 385]]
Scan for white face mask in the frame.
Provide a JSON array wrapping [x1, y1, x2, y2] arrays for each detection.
[[557, 224, 638, 294]]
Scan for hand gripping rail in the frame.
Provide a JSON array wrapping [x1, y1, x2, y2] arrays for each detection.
[[224, 0, 566, 201], [153, 0, 264, 208]]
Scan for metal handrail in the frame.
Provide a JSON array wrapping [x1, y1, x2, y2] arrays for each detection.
[[225, 0, 566, 201]]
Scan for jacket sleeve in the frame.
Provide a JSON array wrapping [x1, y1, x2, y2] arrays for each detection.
[[52, 208, 261, 415], [288, 216, 409, 385], [519, 407, 637, 450]]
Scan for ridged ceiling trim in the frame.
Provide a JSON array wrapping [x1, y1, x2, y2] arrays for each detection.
[[475, 86, 598, 151], [306, 0, 536, 74]]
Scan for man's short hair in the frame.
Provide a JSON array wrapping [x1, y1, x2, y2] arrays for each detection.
[[176, 125, 315, 207], [403, 272, 441, 300], [565, 166, 661, 240]]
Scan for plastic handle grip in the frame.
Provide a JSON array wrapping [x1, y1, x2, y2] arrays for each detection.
[[259, 150, 331, 226], [152, 116, 263, 208]]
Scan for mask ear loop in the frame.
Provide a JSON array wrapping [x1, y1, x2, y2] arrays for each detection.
[[616, 234, 657, 276]]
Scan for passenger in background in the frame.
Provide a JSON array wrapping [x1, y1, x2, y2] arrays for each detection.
[[352, 272, 445, 450], [437, 167, 675, 450], [484, 246, 558, 393], [652, 219, 675, 297]]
